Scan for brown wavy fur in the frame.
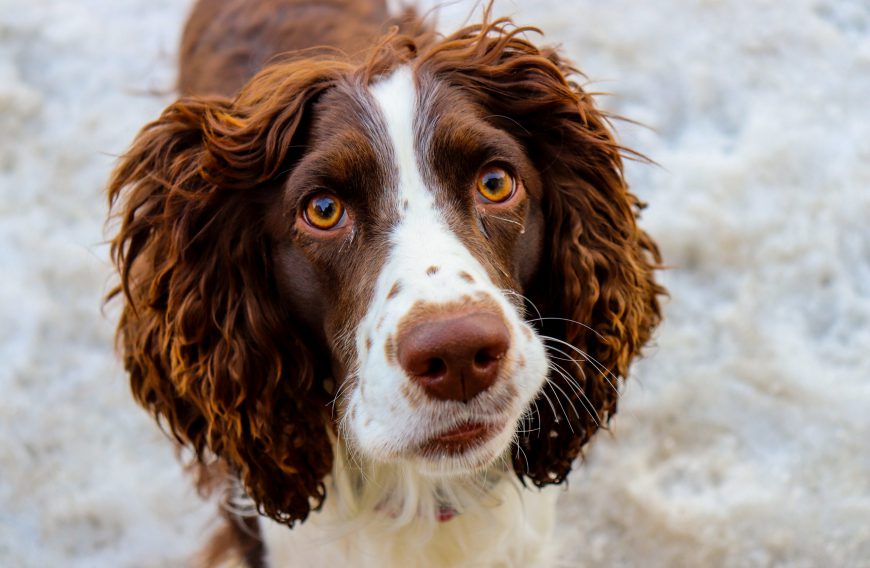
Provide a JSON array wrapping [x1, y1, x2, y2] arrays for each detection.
[[107, 11, 663, 528]]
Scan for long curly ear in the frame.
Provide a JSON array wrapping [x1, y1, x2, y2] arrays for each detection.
[[418, 18, 665, 485], [107, 63, 344, 525]]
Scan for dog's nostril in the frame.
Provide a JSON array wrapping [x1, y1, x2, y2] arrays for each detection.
[[421, 357, 447, 379], [473, 348, 502, 369], [403, 354, 448, 378]]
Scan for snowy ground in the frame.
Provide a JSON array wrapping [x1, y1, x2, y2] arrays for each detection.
[[1, 0, 868, 566]]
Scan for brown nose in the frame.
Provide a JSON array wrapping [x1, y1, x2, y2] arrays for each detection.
[[396, 311, 510, 403]]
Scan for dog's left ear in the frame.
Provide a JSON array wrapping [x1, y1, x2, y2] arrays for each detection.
[[421, 18, 665, 485], [107, 62, 344, 526]]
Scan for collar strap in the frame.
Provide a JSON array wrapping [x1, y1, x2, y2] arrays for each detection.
[[436, 504, 458, 522], [374, 501, 460, 523]]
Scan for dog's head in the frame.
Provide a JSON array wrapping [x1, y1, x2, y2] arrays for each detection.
[[108, 17, 663, 526]]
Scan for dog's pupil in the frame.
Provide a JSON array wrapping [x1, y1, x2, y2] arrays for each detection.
[[485, 174, 503, 192], [314, 197, 335, 219]]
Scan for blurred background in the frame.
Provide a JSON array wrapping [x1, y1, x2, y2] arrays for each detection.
[[1, 0, 868, 566]]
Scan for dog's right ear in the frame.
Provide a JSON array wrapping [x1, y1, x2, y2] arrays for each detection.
[[107, 63, 343, 526], [413, 13, 665, 487]]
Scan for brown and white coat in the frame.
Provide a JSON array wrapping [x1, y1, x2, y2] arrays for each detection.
[[107, 0, 664, 566]]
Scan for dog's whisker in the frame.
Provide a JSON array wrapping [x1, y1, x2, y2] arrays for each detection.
[[547, 362, 600, 429], [534, 381, 561, 427], [501, 289, 544, 323], [546, 362, 586, 420], [544, 364, 583, 422], [488, 214, 525, 231], [542, 339, 621, 399], [543, 375, 580, 433], [330, 372, 357, 409], [513, 437, 532, 476], [527, 316, 608, 343], [547, 358, 589, 398], [540, 334, 622, 393], [549, 361, 605, 429]]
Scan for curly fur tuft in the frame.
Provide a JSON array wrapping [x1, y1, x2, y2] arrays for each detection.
[[107, 67, 347, 524]]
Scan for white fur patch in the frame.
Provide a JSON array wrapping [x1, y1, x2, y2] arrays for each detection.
[[344, 67, 548, 473], [260, 440, 560, 567]]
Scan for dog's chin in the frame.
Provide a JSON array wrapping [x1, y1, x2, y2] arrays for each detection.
[[350, 416, 518, 477], [408, 420, 516, 477]]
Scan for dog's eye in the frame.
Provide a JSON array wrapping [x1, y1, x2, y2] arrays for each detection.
[[476, 167, 515, 204], [304, 194, 346, 230]]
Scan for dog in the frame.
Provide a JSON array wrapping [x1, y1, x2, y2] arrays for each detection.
[[107, 0, 663, 565]]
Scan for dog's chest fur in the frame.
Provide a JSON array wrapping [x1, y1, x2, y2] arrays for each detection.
[[259, 463, 559, 567]]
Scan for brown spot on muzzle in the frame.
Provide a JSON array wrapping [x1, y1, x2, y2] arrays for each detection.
[[426, 265, 440, 276], [459, 271, 474, 283], [384, 333, 397, 365], [387, 281, 402, 299]]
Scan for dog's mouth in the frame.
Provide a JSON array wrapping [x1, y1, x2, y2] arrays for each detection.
[[418, 421, 498, 457]]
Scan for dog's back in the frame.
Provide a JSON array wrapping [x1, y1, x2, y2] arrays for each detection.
[[179, 0, 392, 96]]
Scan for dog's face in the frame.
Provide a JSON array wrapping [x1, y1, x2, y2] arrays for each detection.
[[270, 67, 548, 474], [109, 20, 663, 526]]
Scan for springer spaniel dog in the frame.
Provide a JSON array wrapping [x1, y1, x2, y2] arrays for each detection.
[[107, 0, 664, 566]]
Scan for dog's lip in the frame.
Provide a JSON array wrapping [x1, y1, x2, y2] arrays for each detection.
[[431, 422, 490, 443], [418, 421, 498, 456]]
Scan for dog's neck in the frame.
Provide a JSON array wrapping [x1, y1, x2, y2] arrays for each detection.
[[329, 439, 510, 526], [256, 440, 560, 567]]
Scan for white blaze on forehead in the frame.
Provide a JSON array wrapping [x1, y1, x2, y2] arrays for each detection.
[[367, 66, 488, 290], [369, 66, 423, 211]]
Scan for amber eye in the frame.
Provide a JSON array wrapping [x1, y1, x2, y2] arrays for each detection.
[[304, 194, 345, 230], [476, 166, 515, 203]]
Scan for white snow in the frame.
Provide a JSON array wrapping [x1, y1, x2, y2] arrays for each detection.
[[1, 0, 868, 566]]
